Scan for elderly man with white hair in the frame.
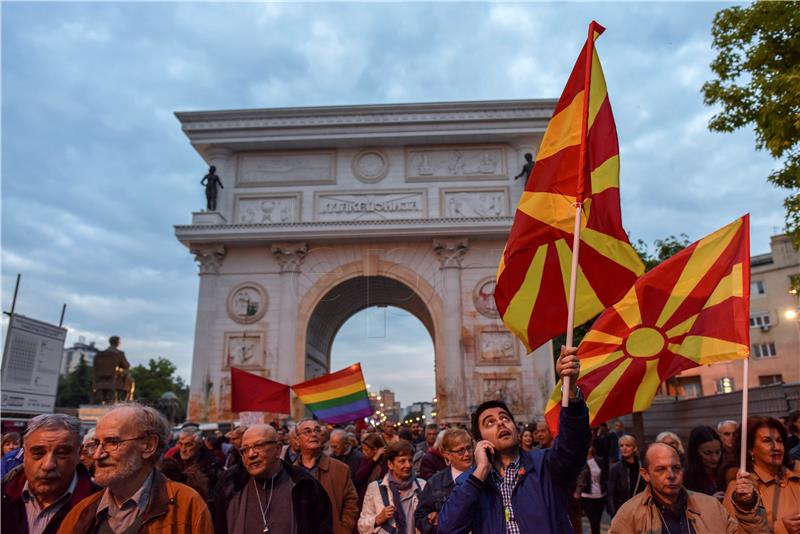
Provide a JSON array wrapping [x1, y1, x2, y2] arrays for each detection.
[[213, 423, 332, 534], [330, 428, 364, 487], [2, 414, 100, 534], [161, 426, 221, 504], [57, 403, 212, 533]]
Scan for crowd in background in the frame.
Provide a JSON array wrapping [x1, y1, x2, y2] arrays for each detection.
[[1, 405, 799, 533]]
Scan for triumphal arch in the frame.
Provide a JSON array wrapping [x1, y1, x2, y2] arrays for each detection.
[[174, 100, 558, 423]]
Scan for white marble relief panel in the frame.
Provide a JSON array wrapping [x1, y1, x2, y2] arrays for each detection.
[[314, 190, 426, 221], [235, 194, 300, 224], [236, 150, 336, 186], [223, 331, 266, 370], [406, 145, 507, 181], [476, 329, 519, 365], [442, 188, 509, 218], [480, 373, 523, 413]]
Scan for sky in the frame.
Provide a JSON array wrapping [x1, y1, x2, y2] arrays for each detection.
[[1, 2, 785, 408]]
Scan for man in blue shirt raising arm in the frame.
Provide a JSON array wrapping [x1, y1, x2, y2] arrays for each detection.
[[438, 346, 590, 534]]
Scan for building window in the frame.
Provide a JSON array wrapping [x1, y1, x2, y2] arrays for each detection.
[[675, 376, 703, 399], [758, 374, 783, 386], [715, 377, 735, 394], [750, 280, 765, 295], [749, 312, 772, 329], [752, 342, 778, 358]]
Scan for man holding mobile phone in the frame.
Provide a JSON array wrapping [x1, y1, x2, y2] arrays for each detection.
[[438, 346, 590, 534]]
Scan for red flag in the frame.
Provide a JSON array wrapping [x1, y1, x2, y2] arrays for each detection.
[[230, 367, 291, 414]]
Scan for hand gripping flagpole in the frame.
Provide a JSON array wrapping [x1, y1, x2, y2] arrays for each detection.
[[562, 21, 600, 407]]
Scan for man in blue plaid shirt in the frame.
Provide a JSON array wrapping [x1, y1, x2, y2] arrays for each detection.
[[438, 347, 591, 534]]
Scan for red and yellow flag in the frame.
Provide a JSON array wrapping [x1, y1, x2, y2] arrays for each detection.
[[495, 21, 644, 352], [545, 216, 751, 433]]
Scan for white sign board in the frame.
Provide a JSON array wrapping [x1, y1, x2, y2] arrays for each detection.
[[1, 315, 67, 414]]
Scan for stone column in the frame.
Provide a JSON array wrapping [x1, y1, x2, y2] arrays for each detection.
[[433, 238, 469, 422], [188, 244, 226, 421], [206, 146, 234, 221], [271, 242, 308, 387]]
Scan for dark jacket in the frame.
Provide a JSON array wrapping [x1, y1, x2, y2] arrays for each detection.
[[161, 445, 221, 503], [576, 456, 609, 496], [419, 448, 448, 481], [213, 460, 333, 534], [607, 457, 645, 515], [415, 467, 456, 534], [438, 399, 591, 534], [2, 463, 100, 534], [333, 446, 364, 487]]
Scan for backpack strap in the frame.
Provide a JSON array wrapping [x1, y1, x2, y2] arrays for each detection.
[[377, 483, 397, 534]]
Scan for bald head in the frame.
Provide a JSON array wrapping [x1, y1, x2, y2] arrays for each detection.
[[643, 442, 680, 469], [641, 442, 683, 504], [241, 424, 280, 478]]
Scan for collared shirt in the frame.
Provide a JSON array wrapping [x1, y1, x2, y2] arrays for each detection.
[[490, 455, 523, 534], [450, 466, 464, 484], [22, 472, 77, 534], [653, 489, 695, 534], [96, 469, 154, 533]]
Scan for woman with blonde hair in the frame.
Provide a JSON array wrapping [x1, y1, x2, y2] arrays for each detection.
[[415, 428, 473, 533], [606, 434, 645, 515]]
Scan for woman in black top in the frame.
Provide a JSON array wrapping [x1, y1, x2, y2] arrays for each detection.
[[607, 434, 645, 515], [684, 425, 725, 499]]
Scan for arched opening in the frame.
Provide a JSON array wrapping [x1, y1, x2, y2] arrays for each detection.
[[330, 306, 435, 419], [305, 275, 434, 378]]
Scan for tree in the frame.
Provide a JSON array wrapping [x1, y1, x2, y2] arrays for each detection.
[[56, 354, 92, 407], [702, 3, 800, 244], [130, 357, 189, 422]]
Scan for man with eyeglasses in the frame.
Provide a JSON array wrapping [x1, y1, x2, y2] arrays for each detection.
[[212, 423, 333, 534], [57, 404, 212, 533], [439, 347, 590, 533], [294, 419, 359, 534], [161, 427, 221, 505], [2, 414, 99, 534], [609, 442, 768, 533]]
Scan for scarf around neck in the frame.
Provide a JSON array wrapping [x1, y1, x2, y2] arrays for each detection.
[[387, 471, 417, 532]]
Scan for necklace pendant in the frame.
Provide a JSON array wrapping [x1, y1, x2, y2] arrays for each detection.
[[262, 526, 270, 533]]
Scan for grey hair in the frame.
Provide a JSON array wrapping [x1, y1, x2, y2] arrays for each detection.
[[104, 403, 170, 460], [433, 429, 447, 450], [330, 428, 347, 440], [717, 420, 738, 432], [655, 431, 685, 455], [23, 414, 81, 447], [178, 427, 203, 442]]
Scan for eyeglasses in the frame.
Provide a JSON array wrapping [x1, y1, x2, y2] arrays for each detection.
[[447, 445, 473, 456], [239, 440, 277, 456], [299, 427, 322, 437], [85, 435, 146, 453]]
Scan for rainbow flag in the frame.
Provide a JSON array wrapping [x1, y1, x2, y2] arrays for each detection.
[[291, 363, 373, 424]]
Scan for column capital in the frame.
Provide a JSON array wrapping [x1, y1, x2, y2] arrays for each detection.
[[191, 244, 226, 275], [433, 238, 469, 269], [271, 242, 308, 273], [205, 146, 234, 161]]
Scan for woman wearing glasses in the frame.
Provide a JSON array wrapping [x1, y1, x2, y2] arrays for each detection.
[[414, 428, 473, 533]]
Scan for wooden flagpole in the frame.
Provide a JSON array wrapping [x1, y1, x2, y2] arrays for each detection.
[[562, 204, 583, 407], [739, 356, 750, 471]]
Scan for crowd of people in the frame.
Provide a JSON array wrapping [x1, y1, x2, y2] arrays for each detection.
[[1, 353, 799, 533]]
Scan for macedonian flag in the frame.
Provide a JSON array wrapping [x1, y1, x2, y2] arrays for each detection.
[[495, 21, 644, 352], [544, 216, 750, 433]]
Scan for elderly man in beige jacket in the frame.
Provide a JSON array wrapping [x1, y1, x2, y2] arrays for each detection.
[[610, 442, 769, 534]]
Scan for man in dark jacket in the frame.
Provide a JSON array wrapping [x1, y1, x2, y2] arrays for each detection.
[[1, 414, 100, 534], [213, 424, 333, 534], [438, 346, 591, 534], [330, 428, 363, 487], [161, 427, 221, 504]]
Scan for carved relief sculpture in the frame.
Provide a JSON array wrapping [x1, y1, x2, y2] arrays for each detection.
[[226, 282, 268, 324], [191, 245, 226, 275], [433, 238, 469, 269], [237, 150, 336, 186], [223, 331, 266, 369], [237, 196, 298, 224], [406, 146, 506, 181], [477, 330, 518, 364], [445, 190, 508, 218], [352, 148, 390, 183], [473, 277, 500, 318], [482, 376, 522, 412], [271, 242, 308, 273]]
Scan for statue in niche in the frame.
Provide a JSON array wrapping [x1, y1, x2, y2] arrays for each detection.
[[201, 165, 224, 211], [514, 153, 535, 185]]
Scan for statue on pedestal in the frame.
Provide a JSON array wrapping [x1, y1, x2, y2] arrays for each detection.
[[92, 336, 134, 404], [201, 165, 224, 211]]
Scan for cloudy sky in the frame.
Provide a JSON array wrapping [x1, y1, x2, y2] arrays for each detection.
[[2, 2, 783, 407]]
